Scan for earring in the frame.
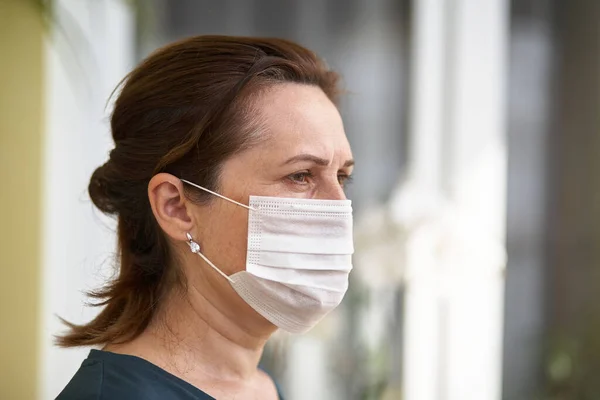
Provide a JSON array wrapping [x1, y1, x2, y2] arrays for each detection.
[[186, 232, 201, 254]]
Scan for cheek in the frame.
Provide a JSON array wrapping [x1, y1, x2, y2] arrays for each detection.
[[200, 202, 250, 274]]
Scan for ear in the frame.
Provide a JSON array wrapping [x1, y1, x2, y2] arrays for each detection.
[[148, 173, 194, 242]]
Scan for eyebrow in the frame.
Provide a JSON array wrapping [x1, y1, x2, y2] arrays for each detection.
[[282, 153, 355, 168]]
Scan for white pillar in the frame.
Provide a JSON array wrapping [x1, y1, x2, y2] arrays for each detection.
[[402, 1, 508, 400], [40, 1, 134, 399]]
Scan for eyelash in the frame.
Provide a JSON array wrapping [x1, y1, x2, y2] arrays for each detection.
[[338, 173, 354, 187], [287, 171, 313, 185], [287, 171, 354, 187]]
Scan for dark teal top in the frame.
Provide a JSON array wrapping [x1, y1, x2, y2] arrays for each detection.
[[56, 350, 284, 400]]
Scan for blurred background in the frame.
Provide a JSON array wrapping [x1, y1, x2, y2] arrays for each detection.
[[1, 0, 598, 399]]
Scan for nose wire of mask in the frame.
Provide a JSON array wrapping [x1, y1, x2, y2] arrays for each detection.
[[179, 178, 354, 333]]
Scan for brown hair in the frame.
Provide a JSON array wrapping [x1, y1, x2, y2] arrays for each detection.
[[57, 35, 341, 347]]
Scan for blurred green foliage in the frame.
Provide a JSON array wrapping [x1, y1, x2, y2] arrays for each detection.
[[543, 322, 600, 400]]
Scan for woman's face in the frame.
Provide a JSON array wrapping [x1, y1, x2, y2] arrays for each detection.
[[150, 82, 353, 324], [192, 82, 354, 276]]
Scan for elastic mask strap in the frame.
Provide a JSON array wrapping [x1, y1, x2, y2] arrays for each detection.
[[186, 232, 234, 283], [180, 179, 256, 211], [195, 251, 234, 283]]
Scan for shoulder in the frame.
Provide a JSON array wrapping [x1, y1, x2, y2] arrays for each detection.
[[55, 350, 215, 400], [55, 358, 103, 400], [54, 353, 162, 400]]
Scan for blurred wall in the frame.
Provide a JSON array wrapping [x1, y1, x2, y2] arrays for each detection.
[[401, 2, 508, 400], [39, 1, 134, 398], [548, 0, 600, 334], [0, 1, 44, 399], [503, 1, 554, 398], [503, 1, 600, 399], [545, 1, 600, 397]]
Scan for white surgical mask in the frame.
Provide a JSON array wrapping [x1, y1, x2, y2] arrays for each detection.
[[181, 179, 354, 333]]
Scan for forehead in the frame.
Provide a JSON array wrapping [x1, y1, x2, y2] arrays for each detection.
[[251, 83, 352, 158]]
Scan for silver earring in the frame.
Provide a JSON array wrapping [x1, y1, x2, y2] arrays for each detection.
[[186, 232, 201, 254]]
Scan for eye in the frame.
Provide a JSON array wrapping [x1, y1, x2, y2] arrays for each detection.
[[288, 171, 313, 184], [338, 173, 354, 187]]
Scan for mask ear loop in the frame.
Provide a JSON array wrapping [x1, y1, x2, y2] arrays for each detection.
[[186, 232, 234, 283], [181, 178, 257, 283], [180, 179, 258, 211]]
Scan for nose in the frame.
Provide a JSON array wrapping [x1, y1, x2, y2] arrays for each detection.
[[316, 178, 347, 200]]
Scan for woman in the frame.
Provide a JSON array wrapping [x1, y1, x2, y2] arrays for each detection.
[[56, 35, 355, 400]]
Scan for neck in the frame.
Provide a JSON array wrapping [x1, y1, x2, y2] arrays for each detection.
[[106, 277, 277, 383]]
